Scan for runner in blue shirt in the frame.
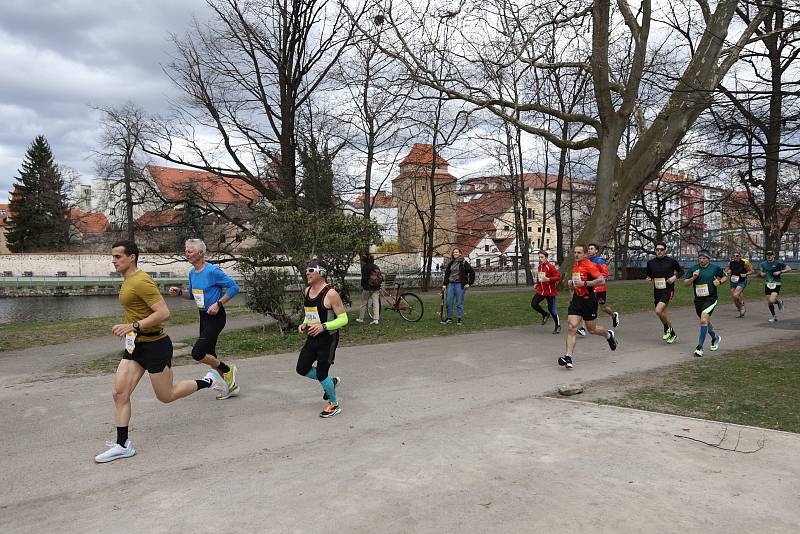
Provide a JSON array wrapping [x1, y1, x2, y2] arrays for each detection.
[[169, 239, 241, 398], [683, 249, 727, 357], [758, 250, 791, 322]]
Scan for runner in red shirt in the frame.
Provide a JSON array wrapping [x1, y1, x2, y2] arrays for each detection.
[[559, 244, 618, 369], [531, 250, 561, 334]]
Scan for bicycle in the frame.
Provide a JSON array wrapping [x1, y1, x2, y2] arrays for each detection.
[[367, 274, 424, 322]]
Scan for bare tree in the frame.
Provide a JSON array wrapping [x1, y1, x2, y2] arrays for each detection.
[[703, 0, 800, 255], [334, 14, 417, 221], [351, 0, 776, 275], [94, 102, 156, 241], [147, 0, 365, 209]]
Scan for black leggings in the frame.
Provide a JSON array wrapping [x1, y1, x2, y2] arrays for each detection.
[[531, 294, 560, 326], [296, 333, 339, 381], [192, 307, 227, 360]]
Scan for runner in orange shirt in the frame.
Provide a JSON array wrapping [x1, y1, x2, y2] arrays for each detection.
[[559, 245, 618, 369]]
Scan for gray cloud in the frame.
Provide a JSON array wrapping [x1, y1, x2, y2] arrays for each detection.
[[0, 0, 211, 202]]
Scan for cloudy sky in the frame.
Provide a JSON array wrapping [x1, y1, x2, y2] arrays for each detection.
[[0, 0, 214, 203]]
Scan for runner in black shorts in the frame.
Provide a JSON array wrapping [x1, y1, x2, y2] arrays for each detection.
[[95, 241, 228, 464], [296, 261, 349, 418], [683, 249, 727, 357], [725, 252, 753, 317], [645, 241, 684, 343], [169, 238, 241, 399], [758, 251, 791, 322], [558, 245, 618, 369]]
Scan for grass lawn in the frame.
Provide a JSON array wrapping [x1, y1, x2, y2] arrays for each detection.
[[69, 274, 800, 374], [594, 339, 800, 433]]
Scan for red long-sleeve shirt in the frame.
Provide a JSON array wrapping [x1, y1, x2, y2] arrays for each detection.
[[535, 261, 560, 296]]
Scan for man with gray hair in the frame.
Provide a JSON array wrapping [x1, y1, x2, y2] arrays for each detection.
[[169, 239, 241, 398]]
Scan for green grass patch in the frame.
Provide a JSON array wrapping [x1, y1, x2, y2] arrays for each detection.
[[0, 306, 250, 353], [71, 274, 799, 374], [597, 340, 800, 433]]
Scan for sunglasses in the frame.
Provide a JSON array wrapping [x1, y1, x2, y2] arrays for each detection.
[[655, 247, 665, 251], [306, 268, 319, 273]]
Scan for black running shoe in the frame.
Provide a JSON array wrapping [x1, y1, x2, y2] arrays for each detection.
[[612, 312, 620, 327], [577, 327, 587, 337], [541, 314, 548, 325], [558, 355, 567, 366], [606, 329, 617, 351], [552, 325, 561, 334], [322, 376, 339, 401], [565, 356, 573, 369]]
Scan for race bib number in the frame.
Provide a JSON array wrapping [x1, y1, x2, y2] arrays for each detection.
[[654, 278, 667, 289], [192, 289, 205, 308], [730, 275, 739, 283], [695, 284, 710, 297], [767, 282, 777, 290], [537, 271, 547, 282], [571, 272, 582, 284], [124, 332, 137, 354], [304, 306, 321, 325]]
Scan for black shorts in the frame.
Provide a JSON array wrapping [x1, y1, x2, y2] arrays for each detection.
[[654, 288, 674, 307], [122, 335, 173, 374], [594, 291, 607, 305], [568, 295, 598, 321], [764, 285, 782, 295], [296, 332, 340, 381], [694, 298, 718, 318]]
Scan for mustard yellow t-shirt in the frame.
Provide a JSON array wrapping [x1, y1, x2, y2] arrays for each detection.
[[119, 270, 167, 341]]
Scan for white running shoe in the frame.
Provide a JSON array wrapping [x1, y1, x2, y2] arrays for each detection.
[[768, 316, 778, 323], [355, 318, 364, 323], [204, 369, 228, 396], [370, 320, 379, 325], [95, 440, 135, 463]]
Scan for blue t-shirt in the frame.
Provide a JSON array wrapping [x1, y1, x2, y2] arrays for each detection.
[[187, 263, 240, 312], [760, 260, 787, 285]]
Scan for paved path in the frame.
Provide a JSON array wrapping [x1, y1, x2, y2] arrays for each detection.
[[1, 313, 267, 384], [2, 299, 799, 533]]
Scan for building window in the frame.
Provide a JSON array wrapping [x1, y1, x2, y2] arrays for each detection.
[[23, 271, 33, 277], [546, 227, 551, 233], [421, 186, 426, 192], [476, 259, 481, 267], [527, 227, 531, 232], [504, 225, 510, 231], [538, 227, 542, 233], [485, 244, 490, 252], [547, 239, 550, 248]]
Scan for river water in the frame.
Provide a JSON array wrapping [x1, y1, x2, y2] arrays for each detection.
[[0, 296, 202, 324]]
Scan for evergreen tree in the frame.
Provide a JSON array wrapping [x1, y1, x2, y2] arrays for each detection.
[[7, 136, 70, 252], [299, 132, 338, 213]]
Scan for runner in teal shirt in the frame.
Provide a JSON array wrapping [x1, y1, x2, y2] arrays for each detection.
[[683, 249, 727, 357], [758, 250, 791, 321]]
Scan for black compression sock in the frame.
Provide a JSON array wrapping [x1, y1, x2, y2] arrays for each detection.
[[663, 323, 669, 333], [196, 379, 212, 390], [116, 426, 128, 447], [217, 362, 230, 373]]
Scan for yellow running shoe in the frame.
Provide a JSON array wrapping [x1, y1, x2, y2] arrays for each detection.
[[216, 364, 239, 400]]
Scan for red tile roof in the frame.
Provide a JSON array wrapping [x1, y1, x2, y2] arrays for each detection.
[[457, 191, 513, 232], [400, 144, 448, 166], [146, 165, 262, 205], [456, 234, 484, 256], [0, 203, 7, 226], [352, 191, 396, 208], [70, 209, 110, 234], [494, 236, 516, 253], [136, 208, 183, 228]]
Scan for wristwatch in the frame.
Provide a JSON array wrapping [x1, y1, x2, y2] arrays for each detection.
[[322, 323, 328, 332], [133, 322, 141, 333]]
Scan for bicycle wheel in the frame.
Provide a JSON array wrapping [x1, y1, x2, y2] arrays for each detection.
[[398, 292, 424, 322]]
